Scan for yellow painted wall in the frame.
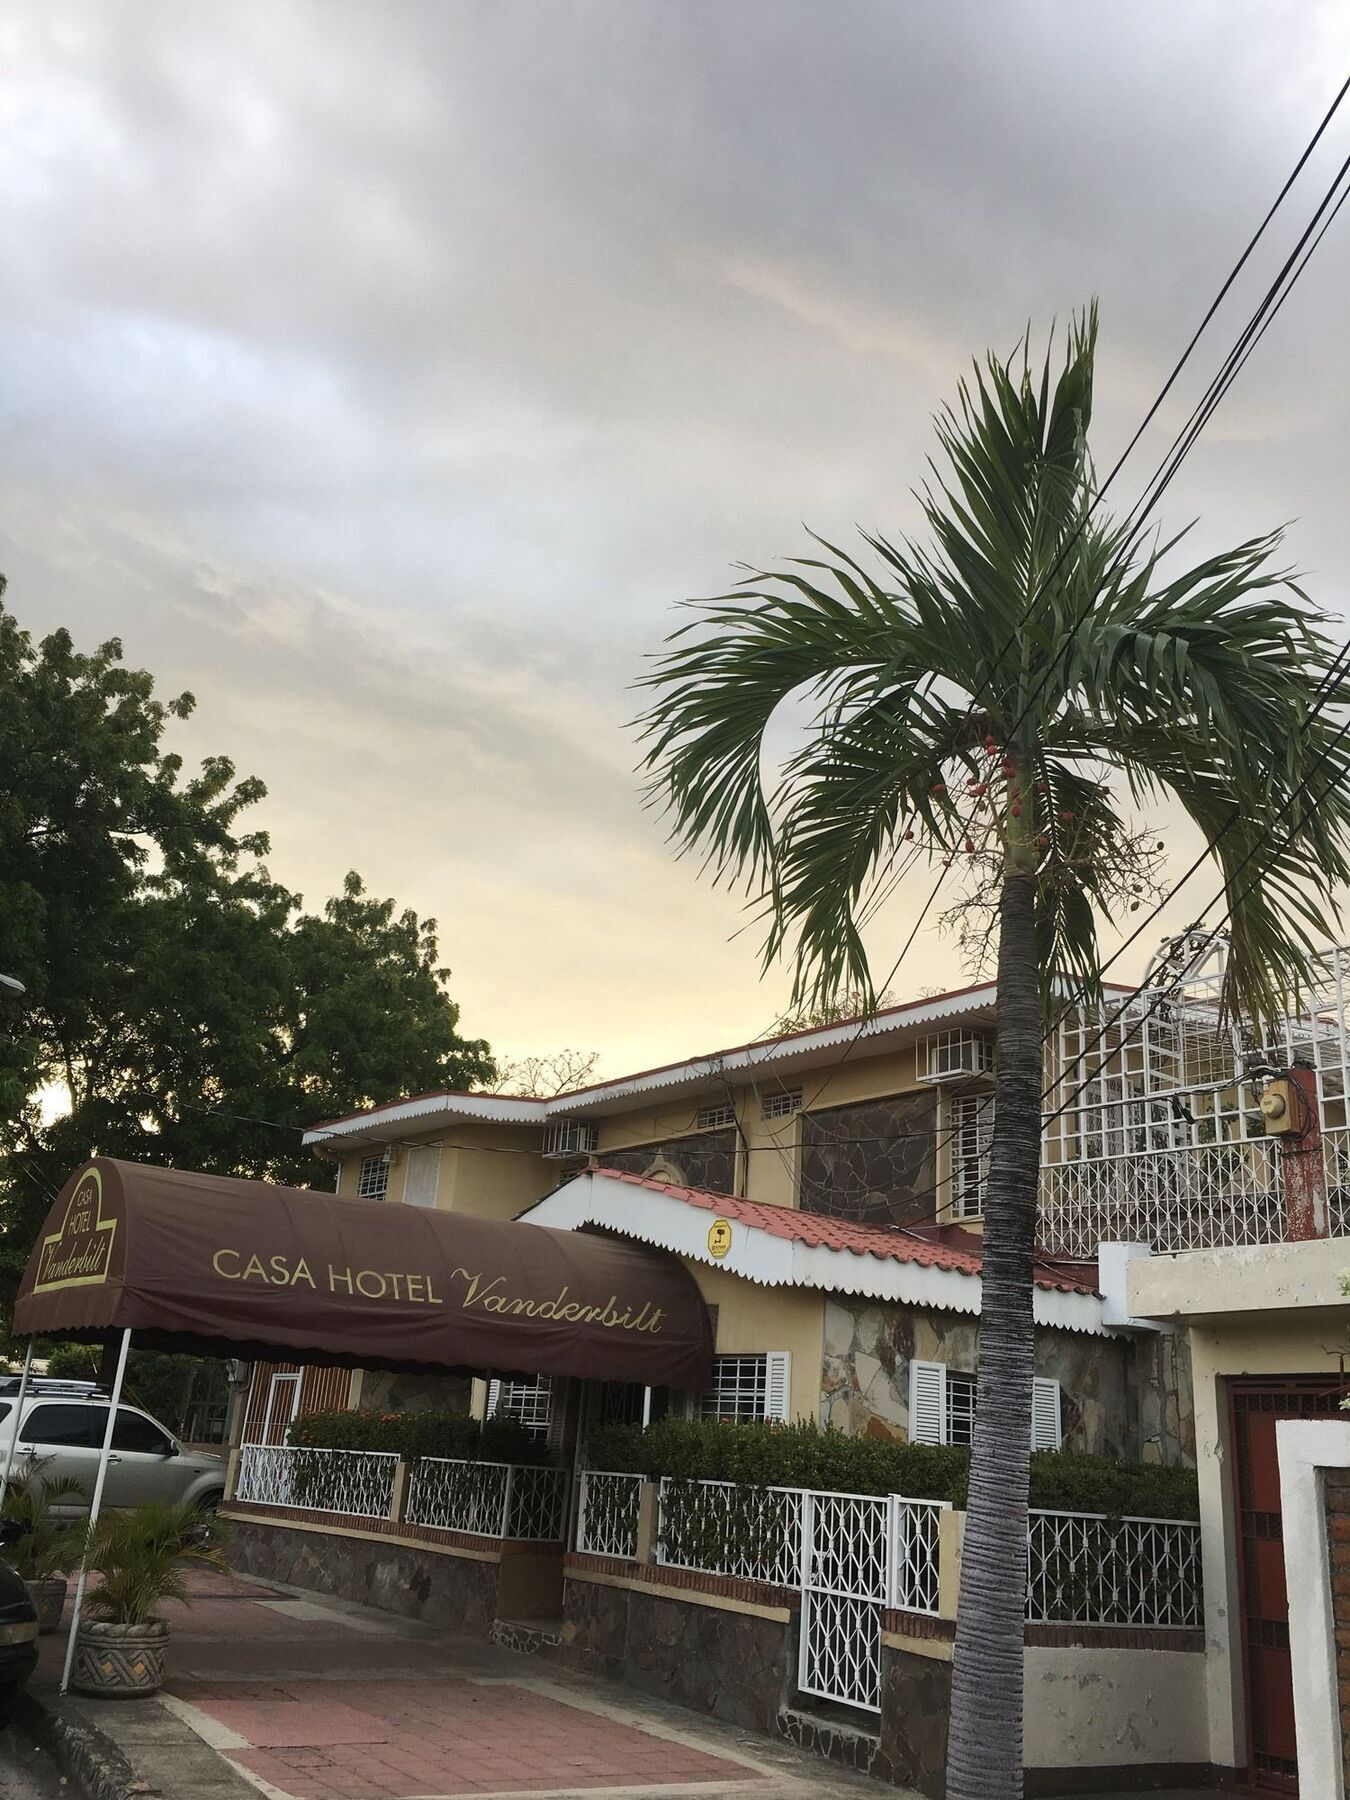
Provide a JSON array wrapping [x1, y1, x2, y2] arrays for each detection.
[[335, 1126, 554, 1221], [685, 1263, 825, 1422]]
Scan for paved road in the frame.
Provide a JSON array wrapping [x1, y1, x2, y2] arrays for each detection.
[[0, 1727, 68, 1800]]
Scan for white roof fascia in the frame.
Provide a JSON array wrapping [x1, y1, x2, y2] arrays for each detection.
[[302, 1091, 549, 1147], [522, 1175, 1115, 1337]]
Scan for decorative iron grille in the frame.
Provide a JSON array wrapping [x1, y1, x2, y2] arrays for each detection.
[[1026, 1509, 1202, 1628], [888, 1496, 948, 1615], [575, 1470, 644, 1559], [799, 1491, 890, 1710], [1038, 1139, 1283, 1257], [406, 1457, 567, 1541], [235, 1444, 397, 1519], [656, 1478, 803, 1587]]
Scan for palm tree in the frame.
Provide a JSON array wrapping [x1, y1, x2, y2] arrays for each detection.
[[636, 308, 1350, 1799]]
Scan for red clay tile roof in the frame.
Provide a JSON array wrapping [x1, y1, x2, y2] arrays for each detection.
[[585, 1168, 1098, 1297]]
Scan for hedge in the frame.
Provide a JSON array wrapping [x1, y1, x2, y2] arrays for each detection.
[[287, 1407, 546, 1466], [584, 1418, 1199, 1519]]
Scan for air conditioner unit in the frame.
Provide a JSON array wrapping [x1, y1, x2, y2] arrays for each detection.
[[542, 1119, 598, 1160], [918, 1030, 995, 1084]]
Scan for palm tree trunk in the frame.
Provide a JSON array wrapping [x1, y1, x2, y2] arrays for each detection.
[[945, 869, 1042, 1800]]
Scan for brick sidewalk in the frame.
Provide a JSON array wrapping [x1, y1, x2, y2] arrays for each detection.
[[27, 1569, 899, 1800]]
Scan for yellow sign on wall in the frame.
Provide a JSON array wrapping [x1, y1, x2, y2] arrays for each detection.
[[707, 1218, 733, 1259]]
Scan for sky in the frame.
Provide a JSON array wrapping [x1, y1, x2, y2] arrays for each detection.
[[2, 4, 1350, 1079]]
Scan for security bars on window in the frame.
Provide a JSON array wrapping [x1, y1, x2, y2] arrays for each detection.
[[357, 1152, 390, 1200], [696, 1103, 737, 1130], [760, 1088, 802, 1120], [1025, 1509, 1203, 1628], [698, 1354, 768, 1422]]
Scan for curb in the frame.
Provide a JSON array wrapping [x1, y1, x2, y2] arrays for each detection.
[[13, 1687, 147, 1800]]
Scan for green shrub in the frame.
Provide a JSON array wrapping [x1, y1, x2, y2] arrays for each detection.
[[287, 1407, 545, 1467], [584, 1418, 1198, 1519]]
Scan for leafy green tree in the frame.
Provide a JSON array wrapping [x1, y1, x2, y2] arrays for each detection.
[[0, 594, 495, 1302], [637, 310, 1350, 1798]]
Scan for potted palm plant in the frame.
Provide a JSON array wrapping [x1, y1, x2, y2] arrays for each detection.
[[0, 1459, 85, 1632], [72, 1500, 227, 1697]]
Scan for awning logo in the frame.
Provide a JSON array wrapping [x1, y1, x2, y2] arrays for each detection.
[[32, 1169, 117, 1293]]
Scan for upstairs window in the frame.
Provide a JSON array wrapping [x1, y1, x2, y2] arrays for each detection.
[[357, 1152, 389, 1200], [761, 1088, 802, 1121], [696, 1103, 737, 1130], [950, 1094, 994, 1219]]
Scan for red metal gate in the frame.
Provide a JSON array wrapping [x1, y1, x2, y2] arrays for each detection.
[[1230, 1378, 1345, 1792]]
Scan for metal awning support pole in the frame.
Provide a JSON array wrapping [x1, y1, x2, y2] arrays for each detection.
[[60, 1327, 131, 1695], [0, 1339, 35, 1508]]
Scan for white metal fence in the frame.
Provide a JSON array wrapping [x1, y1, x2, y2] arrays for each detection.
[[1025, 1509, 1203, 1628], [406, 1458, 568, 1541], [235, 1444, 398, 1518], [1039, 1138, 1283, 1258], [656, 1477, 802, 1586], [575, 1470, 645, 1559]]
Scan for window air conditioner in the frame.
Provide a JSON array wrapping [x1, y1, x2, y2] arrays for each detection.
[[917, 1030, 995, 1083], [542, 1119, 598, 1160]]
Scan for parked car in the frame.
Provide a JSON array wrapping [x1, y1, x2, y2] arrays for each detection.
[[0, 1552, 39, 1722], [0, 1384, 225, 1517]]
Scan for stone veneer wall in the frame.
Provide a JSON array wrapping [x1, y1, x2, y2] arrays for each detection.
[[821, 1299, 1136, 1458], [597, 1129, 737, 1195], [227, 1517, 501, 1636], [1326, 1468, 1350, 1797], [799, 1092, 938, 1226], [1132, 1329, 1196, 1466], [558, 1563, 799, 1737]]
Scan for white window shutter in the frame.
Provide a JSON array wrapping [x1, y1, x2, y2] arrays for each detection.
[[908, 1359, 947, 1445], [403, 1145, 442, 1209], [486, 1378, 502, 1419], [764, 1352, 791, 1421], [1032, 1377, 1063, 1451]]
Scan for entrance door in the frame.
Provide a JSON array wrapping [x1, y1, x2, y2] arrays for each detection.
[[1230, 1378, 1345, 1792], [260, 1372, 301, 1447]]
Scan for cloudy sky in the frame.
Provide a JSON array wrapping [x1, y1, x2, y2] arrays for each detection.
[[3, 4, 1349, 1077]]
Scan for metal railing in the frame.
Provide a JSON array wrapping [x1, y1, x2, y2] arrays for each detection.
[[406, 1457, 568, 1541], [235, 1444, 398, 1519], [575, 1470, 644, 1559], [1038, 1138, 1284, 1258], [656, 1477, 803, 1587], [1025, 1509, 1202, 1628], [888, 1495, 948, 1615]]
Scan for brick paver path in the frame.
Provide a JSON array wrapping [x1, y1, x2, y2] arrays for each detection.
[[177, 1676, 761, 1799]]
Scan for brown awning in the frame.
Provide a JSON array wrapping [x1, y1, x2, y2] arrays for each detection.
[[13, 1159, 713, 1389]]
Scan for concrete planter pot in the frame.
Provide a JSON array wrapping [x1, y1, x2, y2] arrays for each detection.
[[71, 1620, 170, 1698], [24, 1577, 67, 1635]]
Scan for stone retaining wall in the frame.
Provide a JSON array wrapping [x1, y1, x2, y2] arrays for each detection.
[[558, 1558, 799, 1736], [225, 1514, 501, 1636]]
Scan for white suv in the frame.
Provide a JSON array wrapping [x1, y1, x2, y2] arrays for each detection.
[[0, 1384, 225, 1515]]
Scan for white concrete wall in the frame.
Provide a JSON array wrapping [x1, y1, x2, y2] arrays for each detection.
[[1278, 1418, 1350, 1800], [1022, 1647, 1209, 1771]]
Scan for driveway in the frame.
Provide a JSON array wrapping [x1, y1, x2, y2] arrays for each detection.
[[26, 1568, 908, 1800]]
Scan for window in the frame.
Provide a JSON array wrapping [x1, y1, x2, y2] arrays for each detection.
[[950, 1093, 994, 1219], [22, 1403, 98, 1448], [357, 1152, 389, 1200], [402, 1145, 441, 1209], [944, 1371, 977, 1446], [696, 1103, 737, 1130], [907, 1360, 1062, 1451], [761, 1088, 802, 1121], [488, 1376, 553, 1441], [696, 1352, 790, 1422], [112, 1409, 173, 1455]]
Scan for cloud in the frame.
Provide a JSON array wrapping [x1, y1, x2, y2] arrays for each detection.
[[1, 0, 1349, 1071]]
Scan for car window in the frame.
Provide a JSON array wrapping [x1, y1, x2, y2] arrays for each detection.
[[112, 1409, 172, 1455], [0, 1402, 9, 1424], [23, 1402, 98, 1447]]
